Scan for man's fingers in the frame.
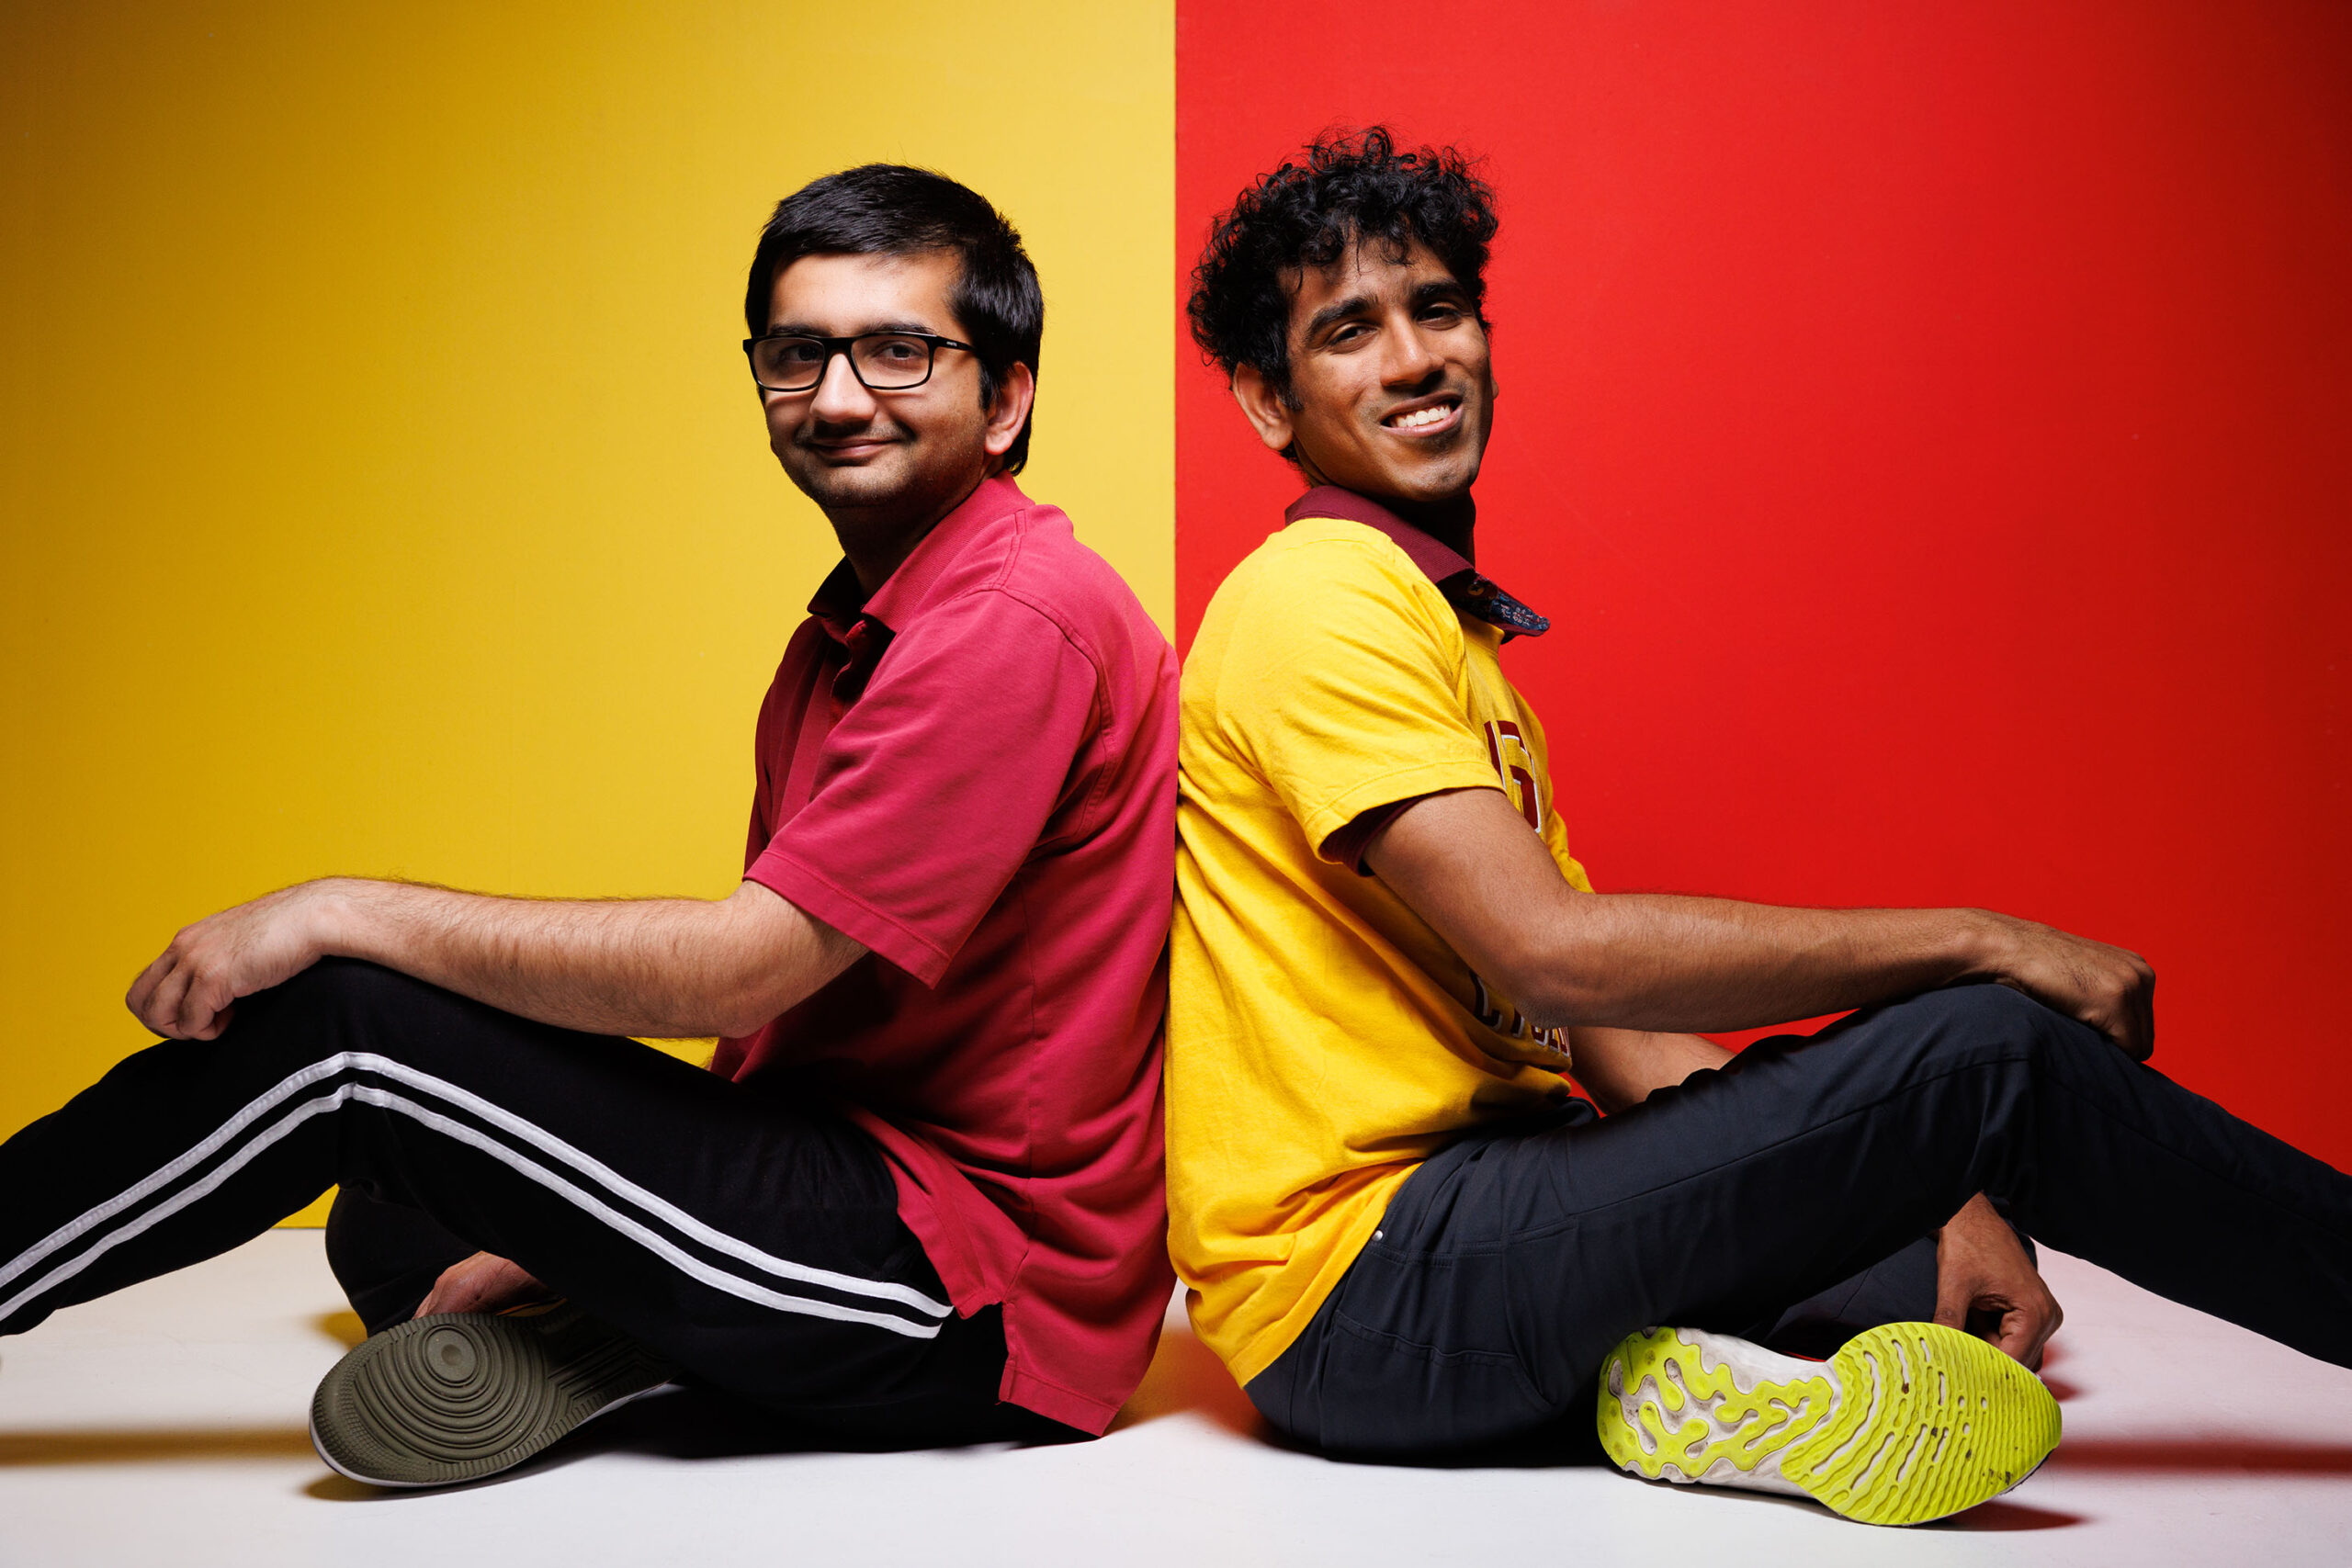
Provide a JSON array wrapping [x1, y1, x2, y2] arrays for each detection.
[[125, 949, 174, 1019], [2094, 988, 2155, 1062], [1931, 1282, 1968, 1330], [1989, 1303, 2037, 1361], [2027, 1294, 2064, 1368], [170, 970, 220, 1040], [142, 963, 194, 1038], [2117, 1009, 2153, 1061], [186, 972, 239, 1040]]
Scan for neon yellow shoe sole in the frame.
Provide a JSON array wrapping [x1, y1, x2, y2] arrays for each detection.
[[1598, 1322, 2060, 1526]]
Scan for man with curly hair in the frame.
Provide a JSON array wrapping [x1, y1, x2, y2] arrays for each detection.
[[1168, 127, 2352, 1525]]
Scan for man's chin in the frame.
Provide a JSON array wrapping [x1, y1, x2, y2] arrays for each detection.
[[1365, 462, 1478, 512], [787, 458, 914, 511]]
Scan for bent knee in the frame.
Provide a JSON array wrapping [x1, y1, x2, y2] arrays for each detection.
[[237, 958, 448, 1041], [1881, 983, 2094, 1068]]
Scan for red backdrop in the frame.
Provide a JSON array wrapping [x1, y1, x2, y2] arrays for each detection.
[[1176, 0, 2352, 1165]]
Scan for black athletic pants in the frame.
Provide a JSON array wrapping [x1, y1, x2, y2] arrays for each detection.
[[0, 959, 1070, 1446], [1249, 984, 2352, 1455]]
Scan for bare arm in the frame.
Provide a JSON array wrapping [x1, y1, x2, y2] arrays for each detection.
[[1363, 787, 2154, 1057], [126, 875, 864, 1043], [1374, 793, 2076, 1367], [1563, 1026, 1733, 1114]]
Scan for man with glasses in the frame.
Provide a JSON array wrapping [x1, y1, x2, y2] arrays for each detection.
[[1167, 129, 2352, 1526], [0, 164, 1178, 1485]]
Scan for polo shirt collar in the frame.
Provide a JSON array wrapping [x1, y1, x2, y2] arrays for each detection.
[[806, 472, 1031, 702], [807, 473, 1032, 631], [1284, 484, 1550, 639]]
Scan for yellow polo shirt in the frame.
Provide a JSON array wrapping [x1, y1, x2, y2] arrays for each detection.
[[1169, 503, 1594, 1386]]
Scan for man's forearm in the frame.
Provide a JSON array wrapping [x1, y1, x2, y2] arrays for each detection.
[[1527, 894, 2001, 1035], [1368, 786, 2152, 1055], [314, 876, 856, 1039]]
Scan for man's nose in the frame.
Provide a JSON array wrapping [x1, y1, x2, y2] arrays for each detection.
[[808, 350, 877, 423], [1381, 319, 1444, 387]]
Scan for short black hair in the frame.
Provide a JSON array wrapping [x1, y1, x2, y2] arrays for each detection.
[[1188, 127, 1498, 405], [747, 164, 1043, 473]]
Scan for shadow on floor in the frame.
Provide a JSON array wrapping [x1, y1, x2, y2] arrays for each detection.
[[315, 1310, 367, 1349], [306, 1383, 1096, 1501], [2049, 1438, 2352, 1474], [292, 1320, 1269, 1500], [1923, 1499, 2085, 1531], [1110, 1325, 1261, 1437], [0, 1427, 317, 1466], [1574, 1471, 2086, 1530]]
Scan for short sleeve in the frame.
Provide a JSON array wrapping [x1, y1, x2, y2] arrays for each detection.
[[1216, 540, 1503, 858], [749, 589, 1099, 987]]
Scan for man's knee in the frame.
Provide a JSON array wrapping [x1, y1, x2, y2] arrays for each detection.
[[233, 958, 450, 1045], [1871, 983, 2088, 1076]]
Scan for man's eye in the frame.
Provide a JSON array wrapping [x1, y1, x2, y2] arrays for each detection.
[[777, 342, 824, 364], [1421, 306, 1464, 325]]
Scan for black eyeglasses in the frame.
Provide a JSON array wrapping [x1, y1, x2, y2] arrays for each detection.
[[742, 331, 976, 392]]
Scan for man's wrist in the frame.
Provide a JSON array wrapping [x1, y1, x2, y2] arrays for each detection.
[[1946, 908, 2017, 986], [302, 877, 375, 962]]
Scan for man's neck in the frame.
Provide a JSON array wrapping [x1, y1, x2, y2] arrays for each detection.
[[1380, 490, 1476, 564], [1302, 460, 1476, 563], [825, 468, 989, 600]]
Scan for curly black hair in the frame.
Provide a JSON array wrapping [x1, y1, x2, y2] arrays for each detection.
[[1187, 127, 1498, 405]]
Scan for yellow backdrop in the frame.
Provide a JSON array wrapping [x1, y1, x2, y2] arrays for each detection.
[[0, 3, 1174, 1224]]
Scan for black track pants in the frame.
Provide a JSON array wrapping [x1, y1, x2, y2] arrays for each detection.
[[1249, 984, 2352, 1454], [0, 959, 1069, 1445]]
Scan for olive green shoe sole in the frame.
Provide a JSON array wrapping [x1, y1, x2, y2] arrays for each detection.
[[1598, 1321, 2060, 1526], [309, 1305, 673, 1488]]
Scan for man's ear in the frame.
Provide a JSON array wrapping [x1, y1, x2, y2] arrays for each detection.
[[1230, 363, 1296, 456], [981, 362, 1036, 461]]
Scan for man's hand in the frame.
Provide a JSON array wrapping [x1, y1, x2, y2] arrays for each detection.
[[414, 1251, 555, 1318], [126, 880, 345, 1041], [1976, 911, 2156, 1061], [1935, 1193, 2061, 1370]]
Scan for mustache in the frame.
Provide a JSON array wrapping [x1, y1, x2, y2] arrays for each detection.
[[793, 411, 909, 447]]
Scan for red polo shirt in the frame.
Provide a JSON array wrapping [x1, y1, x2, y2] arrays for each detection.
[[707, 475, 1176, 1435]]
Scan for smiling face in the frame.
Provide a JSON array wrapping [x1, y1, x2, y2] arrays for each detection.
[[761, 250, 1030, 542], [1231, 236, 1496, 513]]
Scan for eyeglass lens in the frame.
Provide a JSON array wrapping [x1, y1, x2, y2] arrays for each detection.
[[752, 334, 935, 391]]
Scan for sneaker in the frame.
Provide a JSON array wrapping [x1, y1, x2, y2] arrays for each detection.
[[1597, 1321, 2060, 1526], [309, 1303, 673, 1487]]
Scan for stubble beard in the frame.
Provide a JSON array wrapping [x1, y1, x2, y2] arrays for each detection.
[[780, 422, 991, 539]]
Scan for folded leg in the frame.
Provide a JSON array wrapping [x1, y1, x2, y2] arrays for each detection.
[[1250, 984, 2352, 1453], [0, 959, 1058, 1444]]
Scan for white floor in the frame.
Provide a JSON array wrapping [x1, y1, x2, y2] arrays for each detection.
[[3, 1235, 2348, 1567]]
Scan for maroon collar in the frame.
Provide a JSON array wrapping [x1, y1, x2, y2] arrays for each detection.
[[1284, 485, 1550, 638]]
